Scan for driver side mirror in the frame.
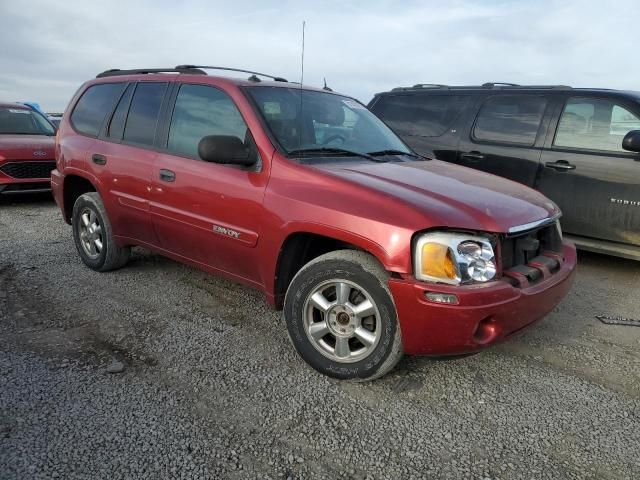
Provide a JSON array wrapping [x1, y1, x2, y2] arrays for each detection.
[[622, 130, 640, 153], [198, 135, 256, 167]]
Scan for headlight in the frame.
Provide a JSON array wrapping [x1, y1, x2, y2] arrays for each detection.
[[414, 232, 497, 285]]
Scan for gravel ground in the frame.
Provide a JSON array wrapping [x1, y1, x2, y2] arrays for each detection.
[[1, 195, 639, 480]]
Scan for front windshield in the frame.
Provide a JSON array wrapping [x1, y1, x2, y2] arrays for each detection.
[[0, 107, 56, 135], [245, 87, 411, 157]]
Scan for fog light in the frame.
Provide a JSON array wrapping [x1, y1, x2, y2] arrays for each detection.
[[425, 292, 459, 305]]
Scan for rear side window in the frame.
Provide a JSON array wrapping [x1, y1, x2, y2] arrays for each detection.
[[371, 94, 470, 137], [71, 83, 125, 136], [168, 84, 248, 158], [473, 95, 547, 145], [123, 82, 168, 146], [106, 83, 135, 140]]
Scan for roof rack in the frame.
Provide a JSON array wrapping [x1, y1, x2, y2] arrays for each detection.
[[96, 65, 288, 82], [96, 67, 207, 78], [175, 65, 288, 82], [389, 82, 573, 92]]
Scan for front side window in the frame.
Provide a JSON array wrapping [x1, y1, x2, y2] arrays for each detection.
[[371, 94, 470, 137], [0, 107, 55, 135], [245, 87, 411, 157], [473, 95, 547, 145], [71, 83, 125, 136], [554, 97, 640, 152], [168, 84, 248, 158], [123, 82, 168, 146]]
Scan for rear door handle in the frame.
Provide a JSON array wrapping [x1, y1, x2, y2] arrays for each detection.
[[159, 169, 176, 182], [461, 152, 485, 162], [545, 160, 576, 171], [92, 154, 107, 166]]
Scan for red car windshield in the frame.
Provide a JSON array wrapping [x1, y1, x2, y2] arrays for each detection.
[[0, 107, 56, 135]]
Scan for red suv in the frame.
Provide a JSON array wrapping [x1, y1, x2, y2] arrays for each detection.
[[52, 66, 576, 380], [0, 103, 56, 195]]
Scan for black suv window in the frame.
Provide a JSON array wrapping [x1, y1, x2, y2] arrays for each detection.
[[372, 94, 470, 137], [71, 83, 125, 136], [473, 95, 547, 145], [168, 84, 248, 158], [554, 97, 640, 152], [123, 82, 168, 146]]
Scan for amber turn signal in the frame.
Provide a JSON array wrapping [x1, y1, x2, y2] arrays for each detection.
[[420, 243, 457, 280]]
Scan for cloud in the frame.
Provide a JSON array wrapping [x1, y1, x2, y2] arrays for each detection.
[[1, 0, 638, 112]]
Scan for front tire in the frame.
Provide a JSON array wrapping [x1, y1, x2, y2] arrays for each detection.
[[284, 250, 403, 380], [72, 192, 130, 272]]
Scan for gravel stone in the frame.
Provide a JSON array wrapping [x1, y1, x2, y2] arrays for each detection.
[[1, 197, 639, 479]]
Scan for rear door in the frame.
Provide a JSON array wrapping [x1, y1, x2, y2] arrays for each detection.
[[457, 94, 553, 187], [368, 92, 473, 163], [150, 83, 271, 286], [537, 94, 640, 245], [90, 81, 169, 245]]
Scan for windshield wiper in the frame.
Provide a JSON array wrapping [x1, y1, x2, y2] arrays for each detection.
[[287, 147, 388, 162], [367, 149, 427, 160]]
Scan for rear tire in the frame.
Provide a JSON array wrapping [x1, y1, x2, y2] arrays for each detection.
[[284, 250, 403, 381], [72, 192, 130, 272]]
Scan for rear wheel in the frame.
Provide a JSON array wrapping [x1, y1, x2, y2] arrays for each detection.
[[72, 192, 130, 272], [284, 250, 403, 380]]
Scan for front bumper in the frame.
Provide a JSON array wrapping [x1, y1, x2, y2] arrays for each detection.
[[389, 241, 577, 355], [0, 159, 54, 194]]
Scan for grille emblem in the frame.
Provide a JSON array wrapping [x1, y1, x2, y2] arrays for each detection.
[[33, 151, 47, 157]]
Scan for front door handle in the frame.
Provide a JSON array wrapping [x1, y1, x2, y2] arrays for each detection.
[[159, 169, 176, 182], [461, 152, 485, 162], [92, 154, 107, 166], [545, 160, 576, 171]]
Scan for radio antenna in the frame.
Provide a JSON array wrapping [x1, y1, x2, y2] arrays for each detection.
[[298, 20, 306, 150]]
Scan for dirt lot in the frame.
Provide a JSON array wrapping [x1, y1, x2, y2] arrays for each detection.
[[1, 196, 639, 480]]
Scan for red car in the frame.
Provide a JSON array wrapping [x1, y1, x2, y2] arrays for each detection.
[[52, 66, 576, 380], [0, 103, 56, 195]]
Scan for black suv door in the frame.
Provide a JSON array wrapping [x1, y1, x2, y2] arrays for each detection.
[[457, 94, 555, 187], [537, 94, 640, 246]]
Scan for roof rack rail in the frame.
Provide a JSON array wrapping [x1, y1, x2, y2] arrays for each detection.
[[175, 65, 288, 82], [391, 84, 448, 91], [96, 67, 207, 78], [482, 82, 520, 88]]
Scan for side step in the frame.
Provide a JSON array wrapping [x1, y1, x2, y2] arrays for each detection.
[[565, 234, 640, 261]]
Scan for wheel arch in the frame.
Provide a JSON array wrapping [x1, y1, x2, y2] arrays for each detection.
[[271, 228, 393, 310], [62, 174, 98, 223]]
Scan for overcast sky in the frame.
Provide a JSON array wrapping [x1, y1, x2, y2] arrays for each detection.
[[1, 0, 638, 112]]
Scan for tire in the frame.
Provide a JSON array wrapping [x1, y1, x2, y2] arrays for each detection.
[[72, 192, 130, 272], [284, 250, 403, 381]]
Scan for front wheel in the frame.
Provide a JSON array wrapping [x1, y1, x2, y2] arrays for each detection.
[[284, 250, 403, 380]]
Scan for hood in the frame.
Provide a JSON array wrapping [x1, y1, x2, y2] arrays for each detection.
[[313, 159, 559, 234], [0, 135, 55, 160]]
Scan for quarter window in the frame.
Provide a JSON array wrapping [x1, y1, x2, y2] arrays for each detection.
[[554, 97, 640, 152], [123, 82, 168, 146], [71, 83, 125, 136], [168, 84, 248, 158], [371, 94, 470, 137], [473, 96, 547, 145], [107, 84, 135, 140]]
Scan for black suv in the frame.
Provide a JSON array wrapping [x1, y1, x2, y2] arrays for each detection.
[[369, 83, 640, 260]]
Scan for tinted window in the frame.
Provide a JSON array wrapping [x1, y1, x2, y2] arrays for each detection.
[[123, 82, 168, 146], [168, 84, 248, 158], [473, 96, 547, 145], [71, 83, 125, 136], [554, 97, 640, 152], [107, 84, 135, 140], [372, 94, 470, 137]]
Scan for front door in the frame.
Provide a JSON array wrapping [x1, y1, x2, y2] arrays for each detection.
[[150, 83, 271, 286], [457, 94, 553, 187], [537, 95, 640, 246]]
